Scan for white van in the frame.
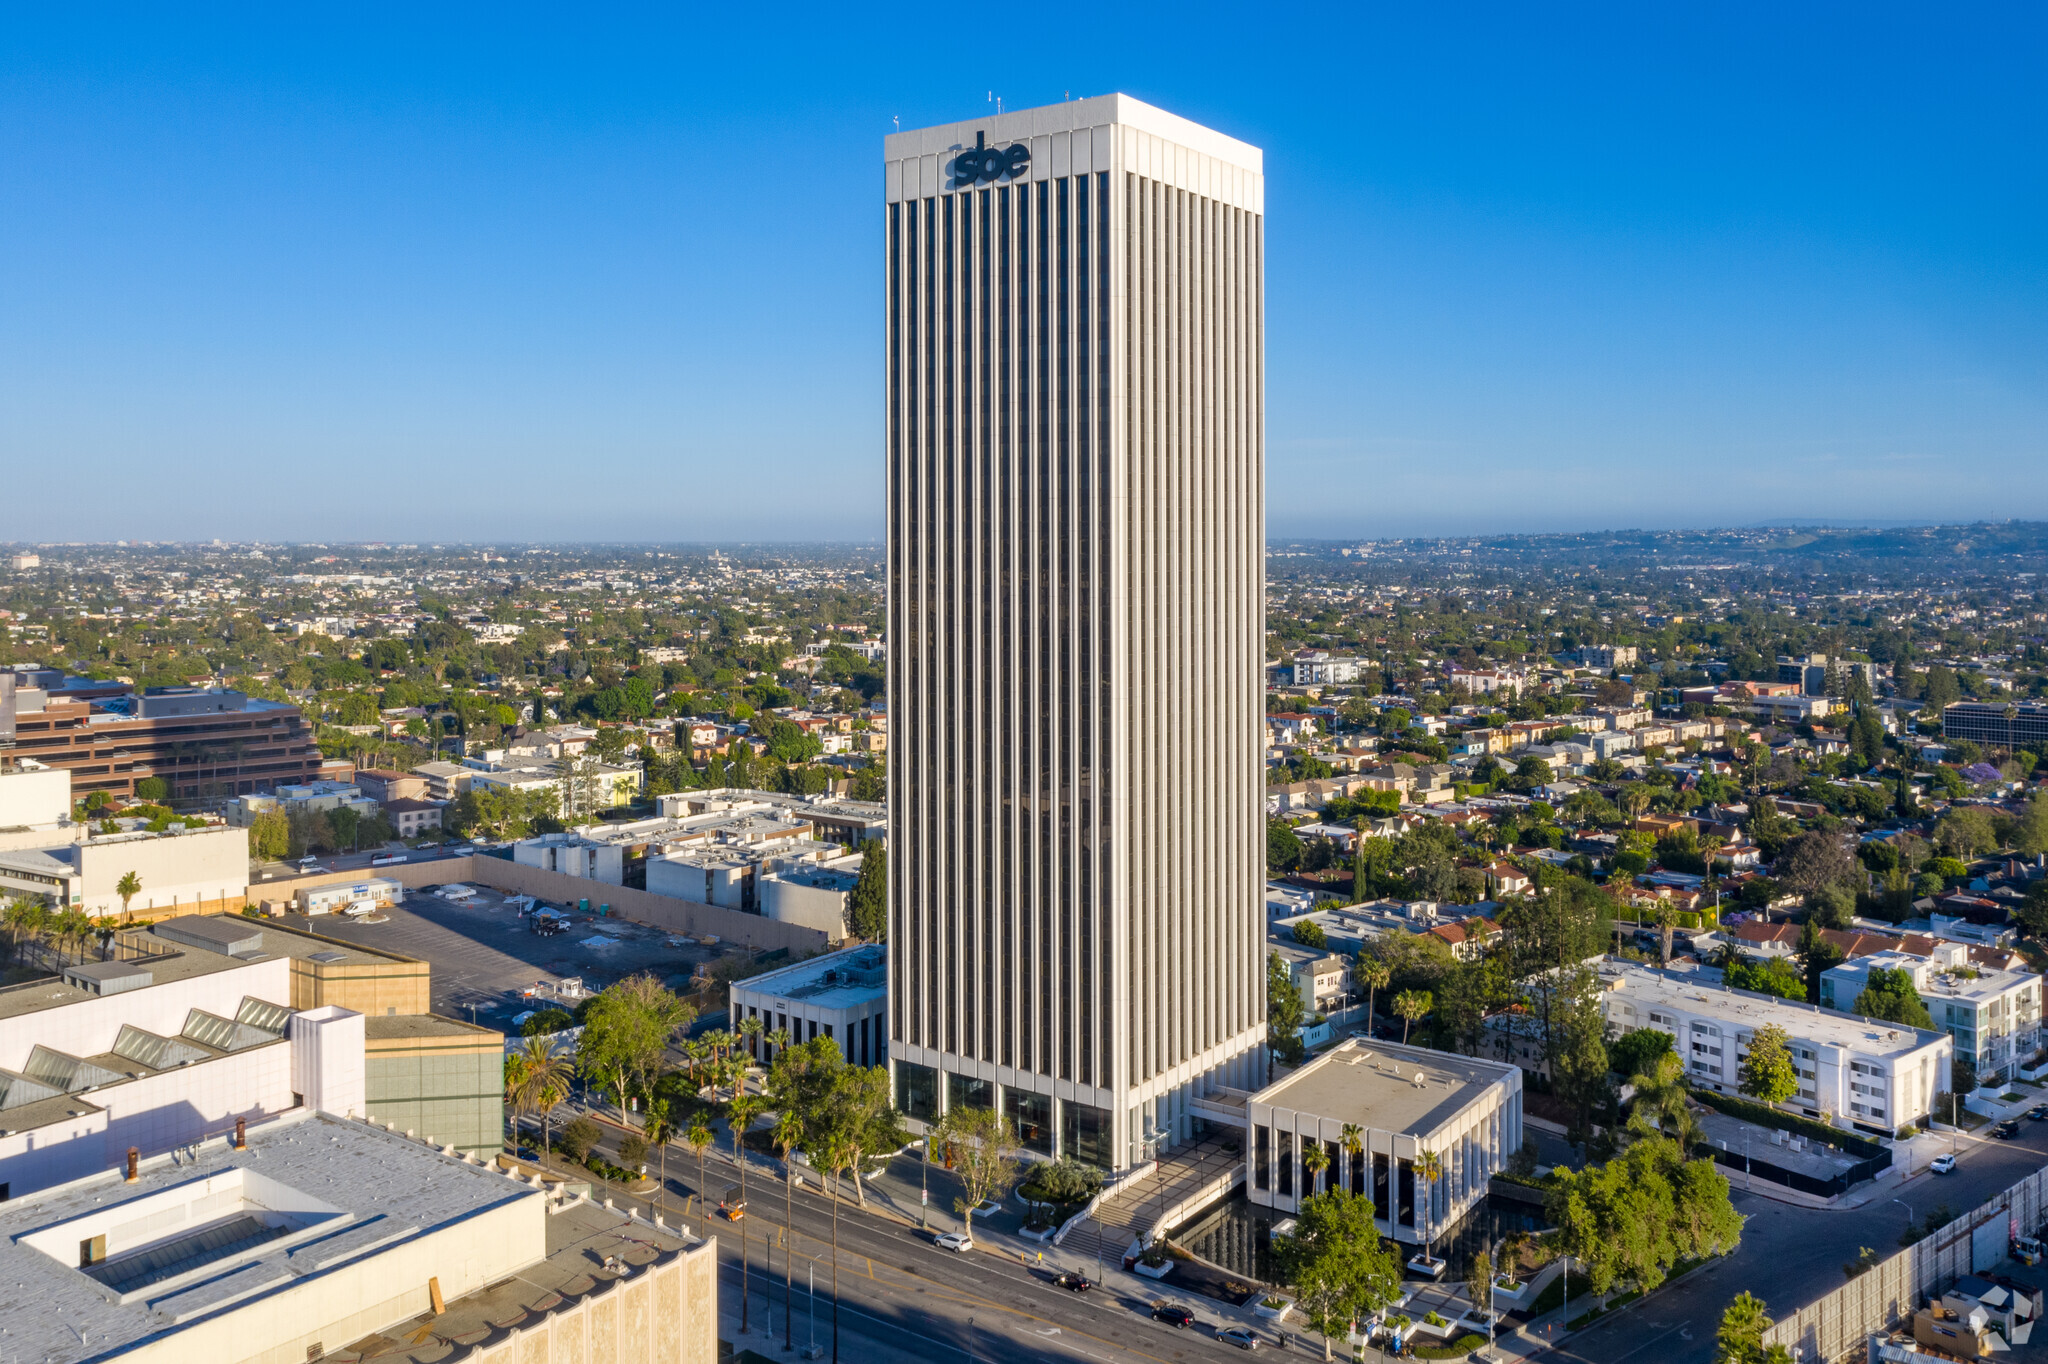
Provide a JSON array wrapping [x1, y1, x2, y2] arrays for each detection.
[[342, 899, 378, 918]]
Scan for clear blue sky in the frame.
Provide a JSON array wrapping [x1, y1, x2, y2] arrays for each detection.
[[3, 5, 2043, 543]]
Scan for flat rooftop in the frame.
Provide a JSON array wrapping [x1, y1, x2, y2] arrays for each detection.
[[734, 943, 886, 1010], [0, 945, 263, 1024], [364, 1012, 501, 1042], [136, 916, 420, 970], [321, 1197, 698, 1364], [0, 1109, 538, 1363], [1253, 1038, 1519, 1138], [1601, 961, 1949, 1058]]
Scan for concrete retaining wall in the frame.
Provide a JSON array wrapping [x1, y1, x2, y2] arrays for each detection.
[[1764, 1165, 2048, 1363]]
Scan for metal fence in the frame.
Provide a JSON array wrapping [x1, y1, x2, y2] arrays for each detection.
[[1700, 1144, 1893, 1200], [1763, 1166, 2048, 1363]]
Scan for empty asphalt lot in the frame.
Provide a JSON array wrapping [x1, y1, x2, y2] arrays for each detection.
[[280, 883, 720, 1026]]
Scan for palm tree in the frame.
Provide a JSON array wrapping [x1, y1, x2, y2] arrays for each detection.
[[1628, 1050, 1702, 1148], [739, 1013, 765, 1062], [115, 871, 142, 921], [684, 1119, 714, 1216], [773, 1109, 805, 1350], [729, 1094, 765, 1333], [644, 1096, 674, 1216], [1340, 1122, 1364, 1197], [1356, 957, 1390, 1029], [1302, 1140, 1329, 1198], [817, 1128, 853, 1364], [1415, 1148, 1443, 1267], [509, 1036, 575, 1152], [1392, 990, 1431, 1045]]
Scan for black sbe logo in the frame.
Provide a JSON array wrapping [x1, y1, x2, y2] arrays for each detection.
[[951, 130, 1030, 187]]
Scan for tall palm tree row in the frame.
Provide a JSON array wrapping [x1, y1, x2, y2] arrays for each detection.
[[728, 1094, 765, 1333]]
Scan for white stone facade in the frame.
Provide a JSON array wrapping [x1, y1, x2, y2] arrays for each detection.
[[885, 94, 1269, 1169]]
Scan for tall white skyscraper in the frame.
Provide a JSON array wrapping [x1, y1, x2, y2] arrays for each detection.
[[884, 95, 1266, 1169]]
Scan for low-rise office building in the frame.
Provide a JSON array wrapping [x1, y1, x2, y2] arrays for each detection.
[[4, 672, 321, 803], [383, 795, 443, 837], [1941, 701, 2048, 750], [730, 943, 888, 1070], [1822, 945, 2041, 1087], [1600, 960, 1952, 1131], [1246, 1038, 1522, 1245]]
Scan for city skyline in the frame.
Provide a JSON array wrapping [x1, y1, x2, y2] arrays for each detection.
[[5, 6, 2045, 543]]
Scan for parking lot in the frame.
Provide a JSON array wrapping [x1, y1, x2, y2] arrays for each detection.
[[279, 883, 728, 1029]]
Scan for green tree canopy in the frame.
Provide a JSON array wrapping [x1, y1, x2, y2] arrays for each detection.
[[1272, 1188, 1405, 1362], [577, 974, 694, 1105], [1268, 951, 1306, 1065], [1609, 1026, 1675, 1080], [847, 842, 887, 941], [1547, 1133, 1743, 1297], [1851, 966, 1935, 1030], [1738, 1023, 1800, 1105], [1724, 957, 1807, 1002]]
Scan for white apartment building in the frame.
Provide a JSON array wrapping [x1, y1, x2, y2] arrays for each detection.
[[1246, 1038, 1522, 1246], [886, 95, 1268, 1167], [1289, 651, 1368, 685], [1822, 946, 2041, 1086], [1600, 961, 1952, 1132]]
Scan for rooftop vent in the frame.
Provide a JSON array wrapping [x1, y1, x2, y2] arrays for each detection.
[[62, 961, 153, 996]]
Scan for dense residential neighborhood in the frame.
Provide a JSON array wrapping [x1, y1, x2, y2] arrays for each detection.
[[4, 527, 2048, 1364]]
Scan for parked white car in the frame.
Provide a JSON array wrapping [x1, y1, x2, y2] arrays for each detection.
[[1931, 1153, 1958, 1175], [934, 1231, 973, 1253]]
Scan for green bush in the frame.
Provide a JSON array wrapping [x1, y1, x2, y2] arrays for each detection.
[[1020, 1157, 1102, 1206], [1415, 1334, 1487, 1360], [558, 1117, 602, 1162], [522, 1007, 574, 1037], [618, 1134, 649, 1167]]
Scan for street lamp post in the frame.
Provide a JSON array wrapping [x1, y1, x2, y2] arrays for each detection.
[[1560, 1254, 1574, 1336]]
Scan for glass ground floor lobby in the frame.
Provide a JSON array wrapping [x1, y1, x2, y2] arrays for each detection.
[[894, 1060, 1115, 1168]]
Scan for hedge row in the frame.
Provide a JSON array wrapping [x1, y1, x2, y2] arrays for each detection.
[[1690, 1088, 1885, 1159]]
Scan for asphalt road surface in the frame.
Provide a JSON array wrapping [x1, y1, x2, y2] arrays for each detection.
[[1553, 1116, 2048, 1364], [564, 1117, 1295, 1364]]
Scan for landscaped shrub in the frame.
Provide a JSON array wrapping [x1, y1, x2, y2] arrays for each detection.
[[1415, 1335, 1487, 1360], [559, 1117, 602, 1161], [618, 1134, 649, 1167], [1020, 1157, 1102, 1206]]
